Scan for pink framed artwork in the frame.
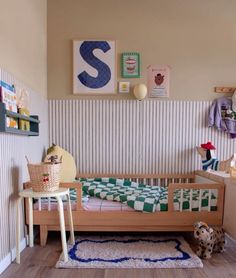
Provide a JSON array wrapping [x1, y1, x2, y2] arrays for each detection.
[[147, 65, 170, 98]]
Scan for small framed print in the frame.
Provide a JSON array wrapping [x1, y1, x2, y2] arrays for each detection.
[[121, 52, 140, 78], [118, 81, 130, 93], [73, 40, 116, 95], [147, 65, 170, 97]]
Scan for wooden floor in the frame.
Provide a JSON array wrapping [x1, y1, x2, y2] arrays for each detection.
[[2, 231, 236, 278]]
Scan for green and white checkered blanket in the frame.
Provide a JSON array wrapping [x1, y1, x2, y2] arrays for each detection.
[[81, 178, 217, 213]]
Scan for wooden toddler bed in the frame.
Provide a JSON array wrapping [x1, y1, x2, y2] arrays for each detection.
[[23, 172, 225, 246]]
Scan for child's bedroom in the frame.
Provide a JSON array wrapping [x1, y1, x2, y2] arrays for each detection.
[[0, 0, 236, 277]]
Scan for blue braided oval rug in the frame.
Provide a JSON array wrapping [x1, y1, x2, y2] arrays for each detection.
[[56, 235, 203, 268]]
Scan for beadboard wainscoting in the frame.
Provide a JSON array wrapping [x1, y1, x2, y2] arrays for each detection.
[[0, 69, 48, 273], [49, 100, 236, 174]]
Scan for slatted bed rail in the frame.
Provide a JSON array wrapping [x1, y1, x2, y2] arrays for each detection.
[[26, 174, 195, 211], [77, 173, 196, 187], [74, 173, 196, 211], [24, 174, 222, 214], [168, 182, 224, 213]]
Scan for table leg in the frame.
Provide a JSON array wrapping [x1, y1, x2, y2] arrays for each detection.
[[16, 196, 22, 264], [56, 196, 68, 262], [28, 197, 34, 247], [66, 193, 75, 245]]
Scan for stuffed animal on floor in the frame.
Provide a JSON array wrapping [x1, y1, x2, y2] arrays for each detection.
[[194, 221, 225, 259], [196, 141, 233, 172]]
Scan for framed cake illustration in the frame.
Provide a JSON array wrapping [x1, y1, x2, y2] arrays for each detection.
[[121, 52, 140, 78]]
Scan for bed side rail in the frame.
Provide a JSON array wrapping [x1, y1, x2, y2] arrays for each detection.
[[77, 173, 195, 187], [168, 183, 224, 213], [60, 182, 83, 210]]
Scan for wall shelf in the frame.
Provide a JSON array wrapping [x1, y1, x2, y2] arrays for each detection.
[[0, 102, 40, 136], [214, 87, 236, 93]]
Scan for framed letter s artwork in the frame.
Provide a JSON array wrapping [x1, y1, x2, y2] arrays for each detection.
[[73, 40, 116, 95]]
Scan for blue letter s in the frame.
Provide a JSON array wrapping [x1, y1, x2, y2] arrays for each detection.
[[78, 41, 111, 89]]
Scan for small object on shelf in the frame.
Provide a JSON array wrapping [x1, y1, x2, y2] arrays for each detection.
[[0, 81, 17, 112], [6, 116, 18, 129], [196, 141, 233, 172], [16, 87, 29, 110], [19, 108, 30, 131]]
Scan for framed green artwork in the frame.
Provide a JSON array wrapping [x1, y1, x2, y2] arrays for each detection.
[[121, 52, 140, 78]]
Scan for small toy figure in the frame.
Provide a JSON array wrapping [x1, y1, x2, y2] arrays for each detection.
[[48, 155, 63, 164], [194, 221, 225, 259], [196, 141, 233, 172], [49, 155, 58, 164]]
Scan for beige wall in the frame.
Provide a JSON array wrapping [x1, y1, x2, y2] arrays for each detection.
[[0, 0, 47, 98], [0, 0, 48, 270], [48, 0, 236, 100]]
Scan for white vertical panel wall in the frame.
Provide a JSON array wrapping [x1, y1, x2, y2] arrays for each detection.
[[49, 100, 236, 174], [0, 69, 48, 264]]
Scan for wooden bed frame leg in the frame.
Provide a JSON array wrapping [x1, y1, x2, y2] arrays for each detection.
[[40, 225, 48, 247]]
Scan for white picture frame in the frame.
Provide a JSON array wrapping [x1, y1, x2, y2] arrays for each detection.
[[147, 65, 170, 98], [118, 81, 130, 93], [73, 40, 116, 95]]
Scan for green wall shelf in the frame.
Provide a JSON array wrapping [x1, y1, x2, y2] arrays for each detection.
[[0, 102, 40, 136]]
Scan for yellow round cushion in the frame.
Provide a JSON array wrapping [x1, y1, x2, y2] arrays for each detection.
[[44, 145, 76, 182]]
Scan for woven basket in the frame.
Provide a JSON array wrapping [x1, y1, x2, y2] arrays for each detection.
[[27, 161, 61, 192]]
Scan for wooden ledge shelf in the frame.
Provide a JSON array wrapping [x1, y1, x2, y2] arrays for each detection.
[[214, 87, 236, 94]]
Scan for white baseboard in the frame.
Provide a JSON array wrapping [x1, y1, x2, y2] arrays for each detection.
[[226, 233, 236, 243], [0, 237, 27, 275]]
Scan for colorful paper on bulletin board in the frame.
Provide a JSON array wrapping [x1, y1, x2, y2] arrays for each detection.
[[147, 65, 170, 98], [0, 81, 17, 112]]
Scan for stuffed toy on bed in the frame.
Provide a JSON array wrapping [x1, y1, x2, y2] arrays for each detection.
[[193, 221, 225, 259]]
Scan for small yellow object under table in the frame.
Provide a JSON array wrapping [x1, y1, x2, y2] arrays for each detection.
[[16, 187, 75, 264]]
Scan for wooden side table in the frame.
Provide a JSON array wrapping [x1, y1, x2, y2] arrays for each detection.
[[16, 187, 75, 264]]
